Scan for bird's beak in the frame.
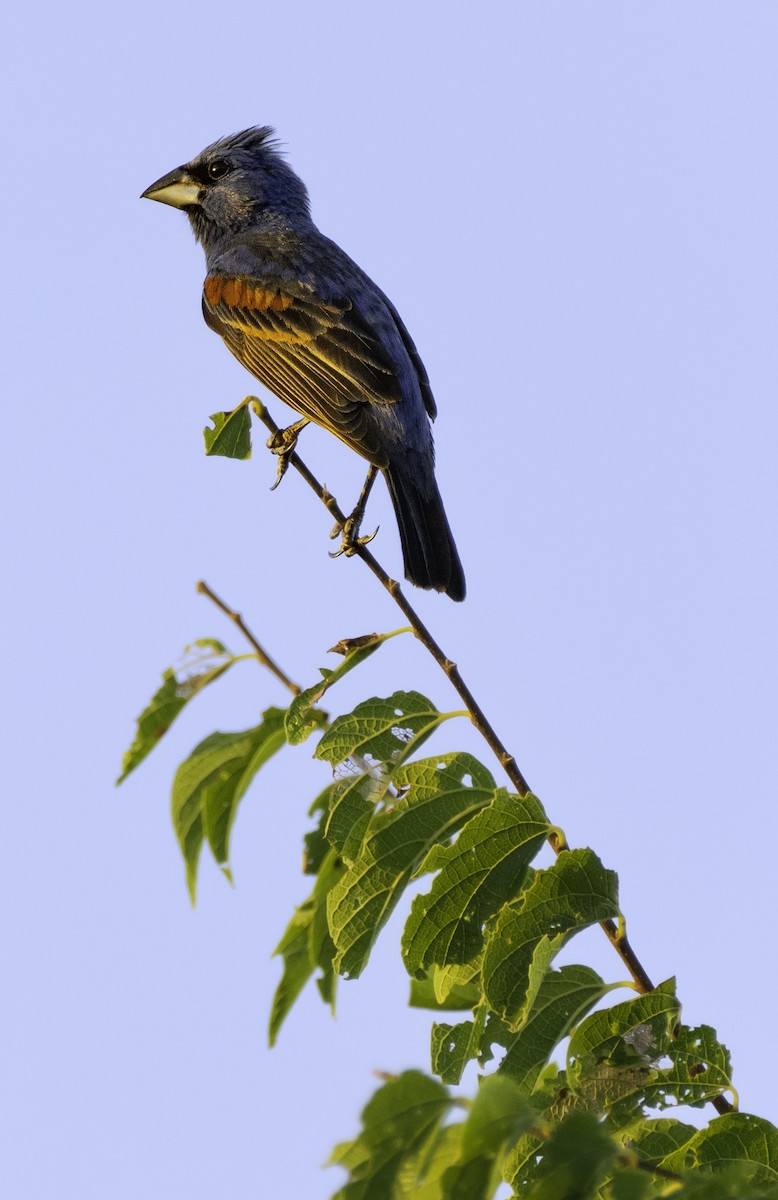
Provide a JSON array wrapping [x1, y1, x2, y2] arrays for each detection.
[[141, 166, 200, 209]]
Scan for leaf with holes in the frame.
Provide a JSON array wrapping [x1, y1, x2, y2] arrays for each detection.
[[327, 754, 494, 979], [402, 790, 549, 975], [481, 849, 619, 1031], [662, 1113, 778, 1186], [431, 1004, 488, 1085], [315, 691, 449, 772], [117, 639, 235, 782], [567, 977, 680, 1097]]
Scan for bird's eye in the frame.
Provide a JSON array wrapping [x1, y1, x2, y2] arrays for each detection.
[[207, 159, 230, 181]]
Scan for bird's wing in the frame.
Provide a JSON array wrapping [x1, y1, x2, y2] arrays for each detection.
[[202, 273, 405, 465]]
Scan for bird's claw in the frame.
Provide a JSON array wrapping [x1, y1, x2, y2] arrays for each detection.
[[266, 421, 307, 491], [269, 452, 291, 491], [329, 515, 379, 558]]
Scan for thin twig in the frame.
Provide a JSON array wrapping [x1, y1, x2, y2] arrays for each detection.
[[196, 579, 301, 696], [247, 397, 734, 1114]]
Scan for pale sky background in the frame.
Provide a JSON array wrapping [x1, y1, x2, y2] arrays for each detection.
[[3, 3, 777, 1197]]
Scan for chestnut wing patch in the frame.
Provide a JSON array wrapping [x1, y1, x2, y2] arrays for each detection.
[[202, 273, 404, 464]]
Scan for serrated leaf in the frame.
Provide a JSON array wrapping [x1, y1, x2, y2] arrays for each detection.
[[315, 690, 449, 770], [497, 965, 616, 1094], [567, 978, 680, 1097], [663, 1113, 778, 1182], [327, 755, 495, 979], [285, 637, 387, 745], [203, 405, 252, 458], [482, 849, 619, 1031], [117, 639, 234, 782], [403, 790, 549, 975], [269, 847, 344, 1044], [171, 708, 286, 901], [614, 1116, 698, 1165], [329, 1070, 451, 1200]]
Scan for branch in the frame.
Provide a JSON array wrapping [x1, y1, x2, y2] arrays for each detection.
[[247, 397, 733, 1115], [196, 578, 301, 696]]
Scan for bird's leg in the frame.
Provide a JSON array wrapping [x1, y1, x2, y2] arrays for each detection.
[[330, 465, 379, 557], [266, 418, 310, 490]]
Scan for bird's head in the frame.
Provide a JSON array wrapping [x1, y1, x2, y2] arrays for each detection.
[[141, 126, 310, 248]]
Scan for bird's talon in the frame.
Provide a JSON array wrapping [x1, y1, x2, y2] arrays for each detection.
[[330, 516, 379, 559], [269, 455, 291, 491], [353, 525, 378, 552]]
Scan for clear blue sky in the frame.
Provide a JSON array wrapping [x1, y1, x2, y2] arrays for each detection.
[[3, 3, 777, 1196]]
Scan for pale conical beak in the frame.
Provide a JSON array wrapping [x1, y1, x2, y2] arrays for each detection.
[[141, 166, 201, 209]]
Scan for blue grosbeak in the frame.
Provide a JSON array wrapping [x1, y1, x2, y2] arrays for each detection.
[[142, 127, 465, 600]]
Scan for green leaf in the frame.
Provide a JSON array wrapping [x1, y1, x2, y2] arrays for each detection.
[[329, 1070, 451, 1200], [663, 1113, 778, 1183], [315, 690, 450, 770], [171, 708, 286, 901], [497, 965, 616, 1093], [403, 790, 549, 975], [285, 636, 387, 746], [647, 1024, 734, 1111], [302, 785, 336, 876], [409, 971, 483, 1012], [326, 772, 391, 863], [422, 1078, 536, 1200], [431, 1005, 488, 1085], [203, 708, 286, 869], [117, 639, 234, 782], [571, 1014, 733, 1120], [601, 1169, 654, 1199], [614, 1115, 697, 1164], [395, 1125, 463, 1200], [459, 1075, 536, 1163], [482, 849, 619, 1030], [269, 847, 344, 1044], [431, 958, 483, 1006], [525, 1112, 618, 1199], [327, 754, 495, 979], [203, 404, 252, 458], [567, 977, 680, 1102]]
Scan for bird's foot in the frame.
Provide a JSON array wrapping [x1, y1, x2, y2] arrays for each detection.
[[266, 419, 309, 490], [329, 512, 379, 558]]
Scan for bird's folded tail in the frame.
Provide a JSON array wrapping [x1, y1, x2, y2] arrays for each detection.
[[383, 460, 466, 601]]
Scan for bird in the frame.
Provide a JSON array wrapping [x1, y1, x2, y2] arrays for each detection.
[[142, 126, 465, 601]]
